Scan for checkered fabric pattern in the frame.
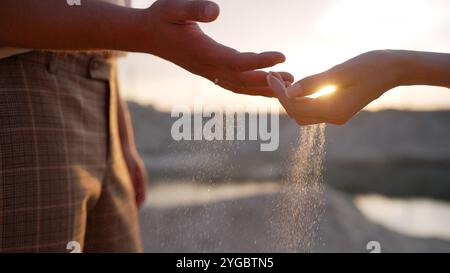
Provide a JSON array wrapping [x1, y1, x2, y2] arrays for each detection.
[[0, 51, 142, 252]]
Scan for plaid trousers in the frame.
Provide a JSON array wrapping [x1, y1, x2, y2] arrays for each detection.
[[0, 52, 142, 252]]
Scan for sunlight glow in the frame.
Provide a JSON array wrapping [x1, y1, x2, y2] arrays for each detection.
[[307, 85, 337, 99], [317, 0, 434, 45]]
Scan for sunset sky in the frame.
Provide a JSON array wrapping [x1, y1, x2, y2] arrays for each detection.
[[118, 0, 450, 112]]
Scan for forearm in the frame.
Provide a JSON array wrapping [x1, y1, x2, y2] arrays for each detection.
[[0, 0, 146, 52], [393, 50, 450, 88]]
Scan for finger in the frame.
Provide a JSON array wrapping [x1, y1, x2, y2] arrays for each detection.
[[192, 35, 286, 76], [229, 51, 286, 72], [216, 74, 273, 97], [270, 74, 295, 109], [271, 71, 284, 83], [134, 169, 143, 207], [279, 72, 295, 83], [237, 87, 276, 97], [286, 70, 335, 98], [289, 97, 330, 119], [294, 118, 325, 126], [167, 0, 220, 23], [135, 168, 147, 208], [270, 71, 294, 90], [273, 82, 330, 121], [270, 80, 322, 124], [226, 71, 293, 90], [192, 34, 287, 74], [268, 72, 287, 94]]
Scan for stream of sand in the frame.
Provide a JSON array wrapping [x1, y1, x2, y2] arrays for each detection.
[[273, 124, 327, 252]]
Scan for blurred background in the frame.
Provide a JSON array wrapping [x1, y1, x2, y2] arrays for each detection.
[[120, 0, 450, 252]]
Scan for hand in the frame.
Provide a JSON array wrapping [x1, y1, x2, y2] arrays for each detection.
[[137, 0, 293, 97], [273, 50, 402, 125], [122, 143, 148, 209]]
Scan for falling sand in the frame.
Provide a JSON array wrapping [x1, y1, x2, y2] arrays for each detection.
[[273, 124, 327, 252], [165, 110, 327, 252]]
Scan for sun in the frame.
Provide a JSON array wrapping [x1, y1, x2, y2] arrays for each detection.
[[307, 85, 337, 99]]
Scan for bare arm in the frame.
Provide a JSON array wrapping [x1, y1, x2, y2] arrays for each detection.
[[0, 0, 293, 96], [0, 0, 139, 51], [396, 50, 450, 88]]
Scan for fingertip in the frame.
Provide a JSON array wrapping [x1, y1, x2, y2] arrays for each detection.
[[266, 73, 277, 90], [261, 51, 286, 64], [286, 81, 304, 98], [266, 74, 272, 88], [266, 73, 284, 97], [203, 2, 220, 21], [273, 52, 286, 63], [279, 72, 294, 83], [272, 71, 284, 82], [278, 52, 286, 61], [168, 0, 220, 23]]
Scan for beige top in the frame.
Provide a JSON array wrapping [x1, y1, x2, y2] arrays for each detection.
[[0, 0, 131, 59]]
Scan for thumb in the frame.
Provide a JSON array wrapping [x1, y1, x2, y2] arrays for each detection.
[[167, 0, 220, 23], [286, 71, 333, 98], [267, 73, 292, 108], [267, 73, 287, 98]]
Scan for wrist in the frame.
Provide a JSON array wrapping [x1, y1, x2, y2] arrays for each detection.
[[106, 7, 152, 53], [119, 9, 144, 52], [381, 50, 407, 87], [388, 50, 421, 87], [118, 8, 156, 53]]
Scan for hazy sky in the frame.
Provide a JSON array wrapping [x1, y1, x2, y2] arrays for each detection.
[[118, 0, 450, 112]]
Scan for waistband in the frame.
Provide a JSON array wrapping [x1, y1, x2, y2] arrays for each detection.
[[11, 51, 115, 81]]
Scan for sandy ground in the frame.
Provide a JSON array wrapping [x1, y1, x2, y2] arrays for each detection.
[[138, 182, 450, 253]]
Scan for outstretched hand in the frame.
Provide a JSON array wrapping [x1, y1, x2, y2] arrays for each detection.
[[271, 50, 402, 125], [140, 0, 293, 97]]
